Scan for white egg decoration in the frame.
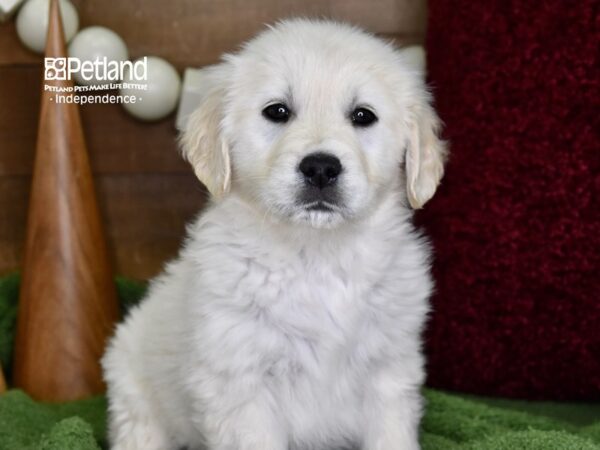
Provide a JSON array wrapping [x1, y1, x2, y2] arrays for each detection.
[[16, 0, 79, 53], [68, 26, 129, 86], [120, 56, 181, 121]]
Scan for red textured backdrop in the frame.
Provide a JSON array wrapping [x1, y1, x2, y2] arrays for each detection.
[[420, 1, 600, 400]]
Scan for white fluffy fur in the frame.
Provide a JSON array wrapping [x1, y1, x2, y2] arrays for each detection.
[[103, 19, 446, 450]]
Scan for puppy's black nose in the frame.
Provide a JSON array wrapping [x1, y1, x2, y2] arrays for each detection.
[[299, 153, 342, 189]]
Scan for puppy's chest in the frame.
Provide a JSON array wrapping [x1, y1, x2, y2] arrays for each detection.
[[210, 243, 394, 377], [232, 248, 369, 336], [224, 249, 386, 424]]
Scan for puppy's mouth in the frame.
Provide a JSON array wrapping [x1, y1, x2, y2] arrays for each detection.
[[285, 196, 348, 229], [288, 186, 348, 228], [298, 186, 342, 212], [303, 200, 338, 212]]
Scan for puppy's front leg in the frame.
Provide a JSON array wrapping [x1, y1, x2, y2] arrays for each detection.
[[364, 394, 422, 450], [200, 390, 287, 450], [363, 370, 423, 450]]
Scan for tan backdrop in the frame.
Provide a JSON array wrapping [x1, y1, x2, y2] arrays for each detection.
[[0, 0, 426, 279]]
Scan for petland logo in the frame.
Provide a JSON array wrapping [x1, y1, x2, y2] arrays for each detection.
[[44, 56, 147, 82], [43, 57, 148, 105]]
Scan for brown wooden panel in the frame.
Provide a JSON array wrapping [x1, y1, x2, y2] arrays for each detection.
[[0, 176, 29, 272], [0, 65, 187, 176], [0, 173, 207, 280], [73, 0, 425, 68], [0, 21, 39, 66], [1, 0, 425, 68]]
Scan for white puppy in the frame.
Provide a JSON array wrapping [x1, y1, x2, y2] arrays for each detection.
[[103, 19, 446, 450]]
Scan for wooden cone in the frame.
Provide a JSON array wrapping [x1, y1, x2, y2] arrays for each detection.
[[13, 0, 120, 402]]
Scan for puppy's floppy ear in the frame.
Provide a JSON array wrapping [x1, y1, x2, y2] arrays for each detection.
[[179, 65, 231, 198], [405, 98, 447, 209]]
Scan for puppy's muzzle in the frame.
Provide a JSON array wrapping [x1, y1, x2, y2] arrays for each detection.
[[299, 152, 342, 189]]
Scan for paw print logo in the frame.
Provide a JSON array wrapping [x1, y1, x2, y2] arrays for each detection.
[[45, 58, 67, 80]]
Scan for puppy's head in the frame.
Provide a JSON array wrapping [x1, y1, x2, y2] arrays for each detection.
[[181, 20, 446, 228]]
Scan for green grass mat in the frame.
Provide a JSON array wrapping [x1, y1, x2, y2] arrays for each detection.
[[1, 274, 599, 449]]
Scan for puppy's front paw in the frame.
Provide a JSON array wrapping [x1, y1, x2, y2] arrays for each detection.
[[108, 409, 173, 450], [365, 440, 420, 450], [209, 433, 286, 450]]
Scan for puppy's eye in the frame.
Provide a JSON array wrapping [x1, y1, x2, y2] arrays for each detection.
[[262, 103, 291, 123], [351, 107, 378, 127]]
